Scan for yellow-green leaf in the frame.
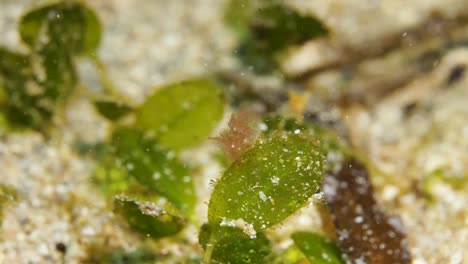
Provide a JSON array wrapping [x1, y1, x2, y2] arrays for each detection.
[[136, 78, 224, 150]]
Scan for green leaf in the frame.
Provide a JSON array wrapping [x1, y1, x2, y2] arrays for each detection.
[[94, 99, 133, 121], [233, 2, 327, 74], [136, 78, 225, 150], [114, 196, 185, 239], [292, 232, 344, 264], [19, 1, 102, 55], [208, 132, 324, 231], [110, 127, 196, 213], [199, 223, 271, 264]]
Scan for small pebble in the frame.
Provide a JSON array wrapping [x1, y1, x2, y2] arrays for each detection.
[[446, 64, 465, 86], [55, 242, 67, 254]]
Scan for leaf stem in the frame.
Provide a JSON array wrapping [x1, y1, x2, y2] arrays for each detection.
[[203, 236, 216, 264], [88, 53, 136, 107]]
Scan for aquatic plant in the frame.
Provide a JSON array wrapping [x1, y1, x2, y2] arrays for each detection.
[[0, 1, 415, 263], [0, 1, 101, 130]]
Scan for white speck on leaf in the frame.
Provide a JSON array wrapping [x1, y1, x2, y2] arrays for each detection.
[[152, 172, 161, 180], [271, 176, 280, 185]]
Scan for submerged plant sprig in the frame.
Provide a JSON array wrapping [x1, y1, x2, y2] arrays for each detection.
[[0, 1, 102, 130], [201, 114, 326, 263]]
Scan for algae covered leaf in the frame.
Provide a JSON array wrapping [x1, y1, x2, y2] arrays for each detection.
[[137, 78, 224, 150], [292, 231, 344, 264], [208, 132, 324, 231], [114, 196, 185, 239], [199, 223, 271, 264], [110, 127, 196, 213]]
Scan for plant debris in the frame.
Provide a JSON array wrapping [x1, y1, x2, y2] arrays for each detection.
[[323, 159, 412, 263]]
